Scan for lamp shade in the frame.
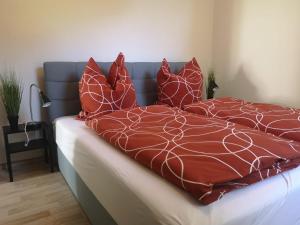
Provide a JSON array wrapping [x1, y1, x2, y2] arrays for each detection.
[[39, 91, 51, 108], [29, 83, 52, 123]]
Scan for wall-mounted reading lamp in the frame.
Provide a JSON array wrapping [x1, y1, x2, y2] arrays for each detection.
[[24, 84, 51, 146], [29, 83, 51, 126]]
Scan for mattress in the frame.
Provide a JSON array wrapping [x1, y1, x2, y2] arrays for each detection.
[[55, 116, 300, 225]]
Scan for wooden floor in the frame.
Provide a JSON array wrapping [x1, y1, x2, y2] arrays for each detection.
[[0, 158, 91, 225]]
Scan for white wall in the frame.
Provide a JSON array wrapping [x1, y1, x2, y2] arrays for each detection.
[[0, 0, 215, 163], [213, 0, 300, 108]]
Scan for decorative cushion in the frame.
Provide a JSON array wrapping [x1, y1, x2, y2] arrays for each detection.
[[107, 52, 126, 87], [78, 57, 114, 119], [157, 58, 203, 108], [78, 53, 137, 120], [109, 53, 137, 110]]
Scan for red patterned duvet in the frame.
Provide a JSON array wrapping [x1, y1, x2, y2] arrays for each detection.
[[184, 97, 300, 143], [86, 105, 300, 204]]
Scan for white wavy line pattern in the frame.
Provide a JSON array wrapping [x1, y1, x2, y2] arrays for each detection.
[[157, 58, 203, 108], [184, 97, 300, 142], [78, 55, 137, 120], [86, 105, 300, 204]]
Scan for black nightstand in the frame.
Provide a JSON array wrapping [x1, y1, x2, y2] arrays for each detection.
[[2, 122, 54, 182]]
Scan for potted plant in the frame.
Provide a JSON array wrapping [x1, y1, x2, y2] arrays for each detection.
[[0, 71, 23, 130], [206, 71, 219, 99]]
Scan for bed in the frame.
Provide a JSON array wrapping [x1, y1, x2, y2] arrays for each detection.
[[44, 61, 300, 225]]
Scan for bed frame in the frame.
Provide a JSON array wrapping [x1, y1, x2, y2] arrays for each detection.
[[43, 61, 184, 224]]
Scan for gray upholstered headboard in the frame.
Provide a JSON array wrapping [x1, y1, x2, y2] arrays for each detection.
[[44, 61, 185, 122]]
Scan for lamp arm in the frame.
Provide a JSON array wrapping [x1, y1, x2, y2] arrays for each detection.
[[29, 83, 41, 122]]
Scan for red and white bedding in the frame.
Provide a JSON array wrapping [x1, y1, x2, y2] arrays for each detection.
[[184, 97, 300, 143], [86, 105, 300, 204]]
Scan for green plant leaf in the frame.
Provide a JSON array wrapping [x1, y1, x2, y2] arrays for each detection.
[[0, 71, 23, 116]]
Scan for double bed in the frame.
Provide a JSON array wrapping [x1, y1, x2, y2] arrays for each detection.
[[44, 62, 300, 225]]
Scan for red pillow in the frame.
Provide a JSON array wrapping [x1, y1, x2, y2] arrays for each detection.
[[107, 52, 126, 87], [157, 58, 203, 108], [78, 53, 137, 120], [78, 57, 114, 119], [109, 53, 137, 110]]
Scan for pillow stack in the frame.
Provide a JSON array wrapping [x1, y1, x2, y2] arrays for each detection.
[[78, 53, 137, 120], [157, 58, 203, 108], [78, 54, 204, 119]]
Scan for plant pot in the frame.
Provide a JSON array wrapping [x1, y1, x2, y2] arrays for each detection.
[[7, 115, 19, 130]]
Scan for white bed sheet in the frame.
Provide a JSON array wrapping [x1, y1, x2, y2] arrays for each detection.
[[55, 116, 300, 225]]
